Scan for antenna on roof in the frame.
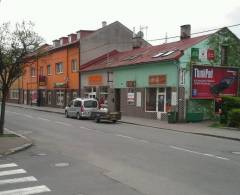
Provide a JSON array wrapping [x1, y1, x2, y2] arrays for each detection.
[[165, 32, 168, 43]]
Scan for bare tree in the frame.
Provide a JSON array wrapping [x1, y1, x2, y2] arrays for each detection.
[[0, 21, 43, 134]]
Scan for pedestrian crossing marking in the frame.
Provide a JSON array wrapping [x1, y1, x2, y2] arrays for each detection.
[[0, 163, 18, 169], [0, 185, 51, 195], [0, 169, 26, 177], [0, 162, 51, 194], [0, 176, 37, 185]]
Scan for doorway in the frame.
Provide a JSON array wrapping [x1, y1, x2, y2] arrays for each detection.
[[156, 88, 166, 119]]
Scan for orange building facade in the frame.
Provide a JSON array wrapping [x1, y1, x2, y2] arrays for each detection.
[[21, 36, 80, 107]]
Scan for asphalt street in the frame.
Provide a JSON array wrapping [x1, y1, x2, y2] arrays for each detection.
[[1, 105, 240, 195]]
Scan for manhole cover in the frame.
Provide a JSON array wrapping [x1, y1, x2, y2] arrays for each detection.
[[232, 151, 240, 155], [54, 162, 70, 167]]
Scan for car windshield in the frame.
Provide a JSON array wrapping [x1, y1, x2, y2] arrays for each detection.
[[84, 100, 97, 108]]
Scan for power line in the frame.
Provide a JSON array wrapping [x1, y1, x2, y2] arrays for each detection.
[[147, 23, 240, 42]]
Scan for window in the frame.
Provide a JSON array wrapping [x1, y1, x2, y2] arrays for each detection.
[[56, 90, 64, 106], [31, 67, 36, 77], [84, 100, 98, 108], [107, 72, 113, 82], [40, 67, 44, 76], [56, 62, 63, 74], [71, 59, 78, 72], [146, 88, 156, 111], [152, 52, 165, 58], [47, 65, 51, 75], [74, 100, 81, 107], [221, 46, 228, 66], [47, 91, 52, 105], [73, 91, 78, 99], [9, 89, 19, 99]]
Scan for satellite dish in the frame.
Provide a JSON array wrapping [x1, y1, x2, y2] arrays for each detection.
[[136, 31, 144, 38]]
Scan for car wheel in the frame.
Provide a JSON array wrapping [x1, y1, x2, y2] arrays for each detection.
[[65, 111, 69, 118], [112, 120, 117, 123], [76, 113, 81, 120]]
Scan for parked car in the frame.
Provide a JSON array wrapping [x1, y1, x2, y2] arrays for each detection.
[[91, 104, 121, 123], [65, 98, 98, 119]]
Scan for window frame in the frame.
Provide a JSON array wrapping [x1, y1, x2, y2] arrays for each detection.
[[47, 64, 52, 75], [71, 59, 78, 72], [56, 62, 63, 74]]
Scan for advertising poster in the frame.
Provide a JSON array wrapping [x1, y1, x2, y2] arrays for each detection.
[[192, 66, 238, 99]]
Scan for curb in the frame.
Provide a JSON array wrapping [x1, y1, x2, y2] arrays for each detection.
[[7, 103, 63, 115], [2, 128, 34, 156], [119, 121, 240, 142]]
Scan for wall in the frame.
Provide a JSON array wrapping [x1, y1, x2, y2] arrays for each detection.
[[114, 61, 178, 88], [80, 21, 150, 65]]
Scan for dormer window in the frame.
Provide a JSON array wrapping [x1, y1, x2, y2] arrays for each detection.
[[221, 45, 228, 66]]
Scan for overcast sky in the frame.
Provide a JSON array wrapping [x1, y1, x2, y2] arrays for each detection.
[[0, 0, 240, 45]]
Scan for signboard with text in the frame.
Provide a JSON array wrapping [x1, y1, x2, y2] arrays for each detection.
[[192, 65, 238, 99]]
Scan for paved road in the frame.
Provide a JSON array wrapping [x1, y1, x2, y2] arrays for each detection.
[[2, 106, 240, 195]]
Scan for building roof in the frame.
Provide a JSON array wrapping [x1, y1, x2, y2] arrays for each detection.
[[81, 34, 210, 72]]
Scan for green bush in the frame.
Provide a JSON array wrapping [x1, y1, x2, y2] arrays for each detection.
[[228, 108, 240, 128], [221, 96, 240, 124]]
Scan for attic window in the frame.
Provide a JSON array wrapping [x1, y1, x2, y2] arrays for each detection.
[[152, 52, 165, 58], [162, 50, 176, 56]]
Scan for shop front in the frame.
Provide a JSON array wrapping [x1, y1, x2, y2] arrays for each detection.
[[114, 62, 179, 120]]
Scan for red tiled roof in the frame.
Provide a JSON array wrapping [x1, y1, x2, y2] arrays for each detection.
[[81, 34, 210, 72]]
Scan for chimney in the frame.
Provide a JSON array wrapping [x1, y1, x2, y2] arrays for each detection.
[[102, 21, 107, 27], [132, 31, 144, 49], [52, 39, 60, 47], [68, 33, 77, 43], [59, 37, 68, 45], [180, 24, 191, 40]]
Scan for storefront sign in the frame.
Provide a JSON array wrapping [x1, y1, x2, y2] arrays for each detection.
[[192, 65, 238, 99], [88, 75, 103, 85], [127, 92, 135, 104], [149, 75, 166, 85], [126, 81, 136, 88]]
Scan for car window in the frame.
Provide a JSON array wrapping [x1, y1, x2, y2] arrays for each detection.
[[74, 100, 81, 107], [69, 101, 73, 107], [84, 100, 98, 108]]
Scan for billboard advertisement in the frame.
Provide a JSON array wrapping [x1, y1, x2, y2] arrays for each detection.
[[192, 66, 239, 99]]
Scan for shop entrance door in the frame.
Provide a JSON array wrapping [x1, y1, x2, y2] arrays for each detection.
[[156, 88, 166, 119]]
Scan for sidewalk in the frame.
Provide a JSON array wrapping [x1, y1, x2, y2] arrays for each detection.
[[7, 103, 240, 142], [0, 128, 33, 156]]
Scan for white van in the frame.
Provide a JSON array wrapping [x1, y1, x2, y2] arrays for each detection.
[[65, 98, 98, 119]]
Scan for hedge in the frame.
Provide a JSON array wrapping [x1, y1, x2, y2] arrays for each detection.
[[221, 96, 240, 124], [228, 108, 240, 128]]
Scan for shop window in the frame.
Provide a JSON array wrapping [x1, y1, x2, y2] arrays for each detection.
[[84, 86, 96, 98], [127, 88, 135, 105], [9, 89, 19, 99], [146, 88, 156, 111], [56, 62, 63, 74], [71, 59, 78, 72], [99, 86, 108, 104], [47, 91, 52, 105], [47, 65, 51, 75], [56, 90, 64, 106], [73, 91, 78, 99]]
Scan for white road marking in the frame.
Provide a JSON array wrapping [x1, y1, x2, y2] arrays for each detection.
[[0, 185, 51, 195], [0, 176, 37, 185], [116, 134, 148, 143], [0, 169, 26, 177], [55, 121, 72, 126], [37, 117, 50, 122], [23, 114, 33, 119], [170, 146, 229, 161], [0, 163, 18, 169]]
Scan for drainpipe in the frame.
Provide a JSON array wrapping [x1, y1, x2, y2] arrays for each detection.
[[78, 41, 81, 97]]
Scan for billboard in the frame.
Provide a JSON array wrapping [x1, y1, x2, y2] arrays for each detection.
[[192, 66, 239, 99]]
